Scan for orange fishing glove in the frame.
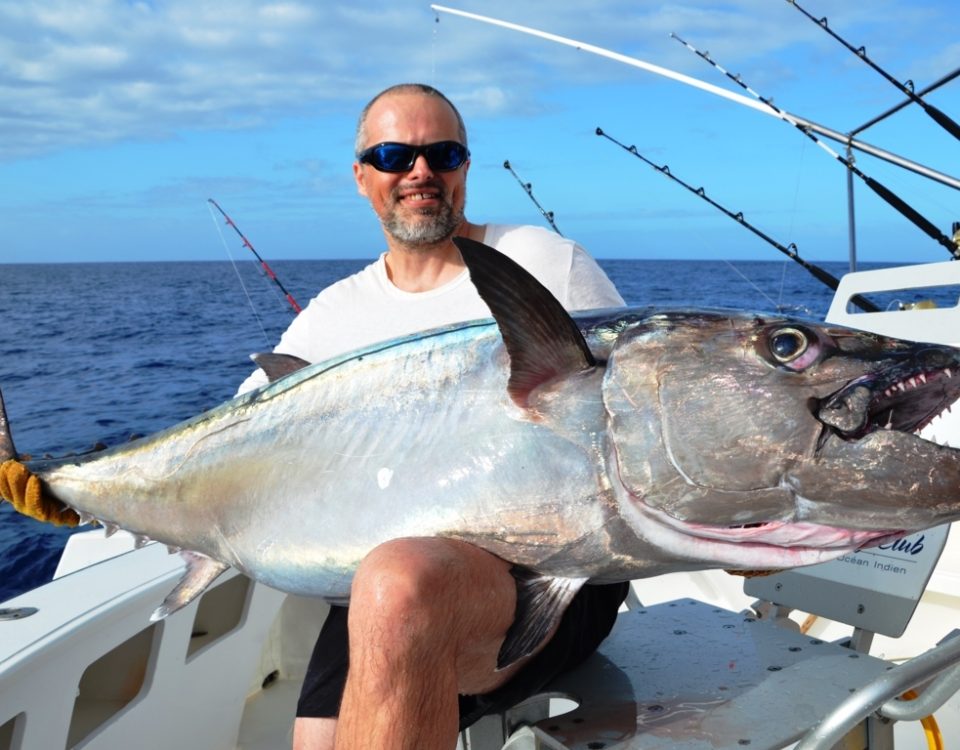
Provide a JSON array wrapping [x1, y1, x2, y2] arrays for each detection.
[[0, 459, 79, 527]]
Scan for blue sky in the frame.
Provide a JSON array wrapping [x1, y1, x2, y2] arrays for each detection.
[[1, 0, 958, 264]]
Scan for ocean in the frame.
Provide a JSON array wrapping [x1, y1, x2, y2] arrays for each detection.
[[0, 256, 943, 603]]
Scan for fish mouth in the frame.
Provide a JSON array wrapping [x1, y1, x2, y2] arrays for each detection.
[[817, 355, 958, 441], [634, 499, 904, 569], [608, 440, 907, 569]]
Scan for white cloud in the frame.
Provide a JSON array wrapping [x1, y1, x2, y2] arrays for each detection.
[[0, 0, 951, 160]]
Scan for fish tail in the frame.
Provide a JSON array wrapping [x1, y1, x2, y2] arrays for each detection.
[[0, 387, 80, 527]]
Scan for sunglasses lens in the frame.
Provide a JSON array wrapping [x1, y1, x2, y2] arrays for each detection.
[[360, 142, 469, 172], [425, 142, 468, 171], [371, 144, 417, 172]]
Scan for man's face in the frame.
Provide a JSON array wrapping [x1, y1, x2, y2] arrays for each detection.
[[353, 93, 469, 247]]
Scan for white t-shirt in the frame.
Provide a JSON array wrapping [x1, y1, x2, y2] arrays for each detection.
[[237, 223, 623, 393]]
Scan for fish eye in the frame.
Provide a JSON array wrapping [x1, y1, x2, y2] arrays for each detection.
[[770, 327, 809, 364]]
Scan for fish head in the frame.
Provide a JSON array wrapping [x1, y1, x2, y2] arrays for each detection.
[[602, 310, 960, 569]]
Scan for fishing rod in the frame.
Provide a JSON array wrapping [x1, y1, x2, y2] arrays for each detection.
[[786, 0, 960, 142], [596, 127, 880, 313], [430, 5, 960, 193], [207, 198, 302, 314], [851, 66, 960, 138], [503, 160, 563, 235], [671, 33, 960, 260]]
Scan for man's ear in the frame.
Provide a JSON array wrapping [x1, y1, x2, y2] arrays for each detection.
[[353, 161, 368, 197]]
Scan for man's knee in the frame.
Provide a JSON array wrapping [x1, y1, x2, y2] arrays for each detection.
[[347, 538, 516, 654], [350, 538, 452, 615], [352, 538, 512, 612]]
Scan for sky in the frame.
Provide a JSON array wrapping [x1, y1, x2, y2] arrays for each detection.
[[0, 0, 958, 264]]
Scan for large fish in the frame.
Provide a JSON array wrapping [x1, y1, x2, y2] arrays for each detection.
[[3, 237, 960, 666]]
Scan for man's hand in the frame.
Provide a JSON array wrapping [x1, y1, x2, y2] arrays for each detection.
[[0, 459, 79, 526]]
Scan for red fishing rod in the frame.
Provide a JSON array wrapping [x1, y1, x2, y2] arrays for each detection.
[[207, 198, 302, 314]]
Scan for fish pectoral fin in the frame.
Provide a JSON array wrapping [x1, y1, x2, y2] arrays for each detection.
[[454, 237, 596, 409], [250, 352, 311, 382], [150, 551, 230, 621], [497, 568, 589, 670]]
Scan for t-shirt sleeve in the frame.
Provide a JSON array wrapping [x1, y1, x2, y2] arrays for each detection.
[[567, 245, 625, 310]]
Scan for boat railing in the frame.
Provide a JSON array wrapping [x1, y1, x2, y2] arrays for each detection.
[[827, 258, 960, 345]]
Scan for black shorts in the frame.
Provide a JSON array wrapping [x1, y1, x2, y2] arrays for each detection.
[[296, 580, 629, 731]]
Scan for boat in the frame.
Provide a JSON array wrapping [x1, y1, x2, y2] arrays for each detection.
[[3, 8, 960, 750]]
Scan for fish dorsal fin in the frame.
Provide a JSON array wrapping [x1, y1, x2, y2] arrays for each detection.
[[454, 236, 596, 408], [0, 387, 16, 462], [251, 352, 311, 383], [498, 568, 588, 669], [150, 551, 229, 621]]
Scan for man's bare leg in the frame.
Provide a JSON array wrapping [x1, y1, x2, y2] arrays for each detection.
[[333, 538, 530, 750], [292, 717, 337, 750]]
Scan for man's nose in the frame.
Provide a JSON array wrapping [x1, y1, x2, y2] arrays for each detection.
[[406, 153, 435, 179]]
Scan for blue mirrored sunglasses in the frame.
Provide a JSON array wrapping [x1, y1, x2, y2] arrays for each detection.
[[357, 141, 470, 173]]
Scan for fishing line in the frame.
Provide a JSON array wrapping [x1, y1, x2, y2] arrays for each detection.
[[775, 259, 791, 314], [431, 8, 439, 86], [206, 202, 272, 345], [595, 127, 880, 313], [787, 0, 960, 142], [670, 33, 960, 260], [780, 138, 811, 310], [724, 259, 786, 313], [503, 160, 563, 235]]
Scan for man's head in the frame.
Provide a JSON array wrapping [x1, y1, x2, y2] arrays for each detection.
[[354, 84, 470, 249]]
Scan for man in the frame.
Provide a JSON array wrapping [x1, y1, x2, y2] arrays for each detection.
[[274, 82, 627, 750], [1, 83, 628, 750]]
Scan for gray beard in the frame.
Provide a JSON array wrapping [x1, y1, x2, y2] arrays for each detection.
[[382, 201, 464, 247]]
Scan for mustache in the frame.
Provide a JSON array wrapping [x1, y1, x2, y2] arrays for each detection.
[[391, 179, 448, 202]]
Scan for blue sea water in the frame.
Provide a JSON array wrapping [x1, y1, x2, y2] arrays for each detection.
[[0, 256, 947, 603]]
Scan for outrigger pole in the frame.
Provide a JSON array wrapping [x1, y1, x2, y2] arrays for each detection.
[[671, 34, 960, 261], [595, 127, 880, 313], [207, 198, 302, 315], [430, 5, 960, 193], [786, 0, 960, 142], [502, 161, 563, 235]]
